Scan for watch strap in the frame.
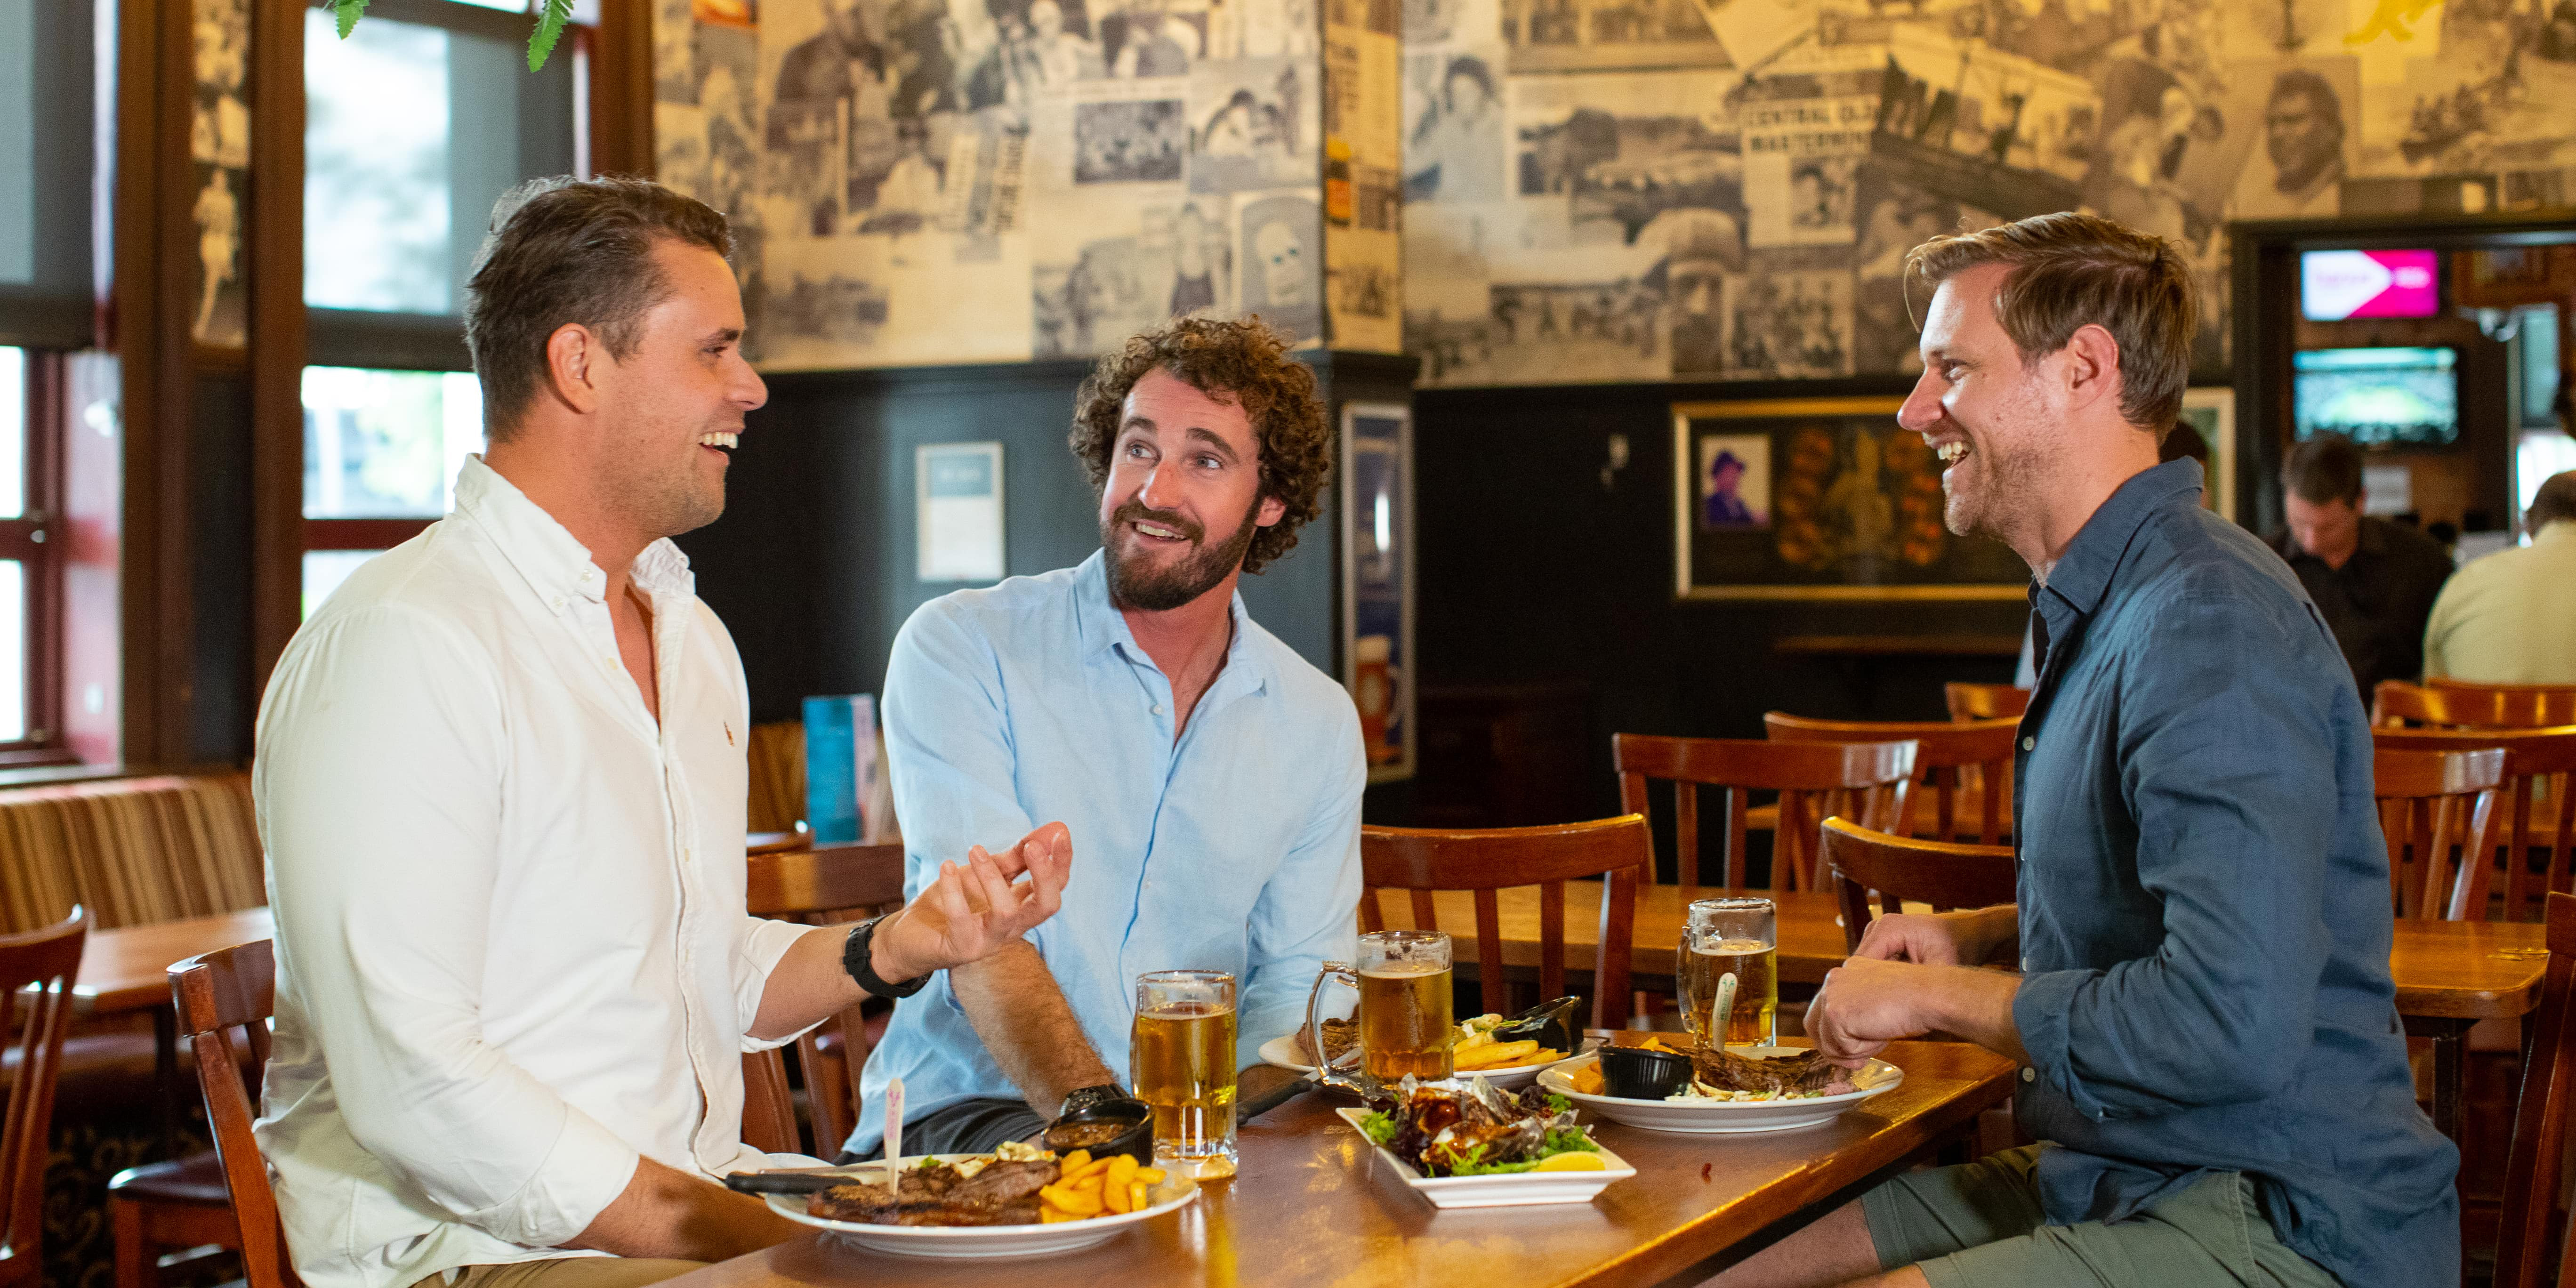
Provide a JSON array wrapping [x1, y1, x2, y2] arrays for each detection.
[[843, 915, 930, 999]]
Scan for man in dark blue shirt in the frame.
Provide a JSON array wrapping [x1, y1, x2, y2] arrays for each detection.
[[1714, 212, 2457, 1288]]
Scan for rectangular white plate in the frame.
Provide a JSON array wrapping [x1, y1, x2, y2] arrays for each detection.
[[1333, 1108, 1635, 1208]]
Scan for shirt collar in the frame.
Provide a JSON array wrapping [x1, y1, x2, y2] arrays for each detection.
[[2536, 520, 2576, 546], [452, 455, 695, 615], [1073, 549, 1272, 696], [2039, 458, 2203, 618]]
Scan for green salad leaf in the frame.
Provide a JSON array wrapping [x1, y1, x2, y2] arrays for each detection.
[[1359, 1111, 1398, 1146]]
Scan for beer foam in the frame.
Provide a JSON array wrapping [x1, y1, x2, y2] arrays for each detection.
[[1359, 962, 1447, 978], [1698, 939, 1771, 955]]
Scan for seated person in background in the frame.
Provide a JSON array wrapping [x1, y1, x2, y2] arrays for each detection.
[[256, 176, 1071, 1288], [2423, 468, 2576, 684], [1716, 211, 2456, 1288], [2269, 432, 2452, 696], [848, 315, 1364, 1160]]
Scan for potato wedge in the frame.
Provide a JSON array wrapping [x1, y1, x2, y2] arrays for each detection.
[[1454, 1039, 1538, 1069]]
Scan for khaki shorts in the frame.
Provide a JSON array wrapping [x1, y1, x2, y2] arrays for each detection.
[[1860, 1146, 2341, 1288], [411, 1257, 707, 1288]]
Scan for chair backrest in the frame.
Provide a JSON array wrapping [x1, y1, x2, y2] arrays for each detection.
[[1358, 815, 1648, 1030], [2495, 890, 2576, 1288], [2376, 680, 2576, 730], [2373, 726, 2576, 921], [2372, 743, 2507, 920], [2425, 677, 2576, 726], [169, 940, 298, 1288], [0, 907, 85, 1285], [746, 721, 807, 835], [742, 842, 908, 1156], [1944, 682, 2030, 723], [1763, 713, 2019, 845], [1817, 820, 2014, 954], [1613, 735, 1915, 891]]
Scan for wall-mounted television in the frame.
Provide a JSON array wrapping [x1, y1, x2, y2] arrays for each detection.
[[2293, 347, 2459, 447], [2301, 250, 2442, 321]]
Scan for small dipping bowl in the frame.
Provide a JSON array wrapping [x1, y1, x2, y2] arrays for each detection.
[[1043, 1099, 1153, 1165], [1596, 1045, 1695, 1100]]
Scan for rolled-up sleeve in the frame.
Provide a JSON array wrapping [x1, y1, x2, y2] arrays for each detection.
[[258, 606, 636, 1247], [1236, 706, 1365, 1067], [883, 601, 1044, 904], [2013, 590, 2334, 1119]]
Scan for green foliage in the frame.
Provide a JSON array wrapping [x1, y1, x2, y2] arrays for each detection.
[[1358, 1111, 1396, 1146], [330, 0, 576, 73]]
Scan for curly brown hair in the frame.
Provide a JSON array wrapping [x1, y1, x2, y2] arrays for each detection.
[[1069, 316, 1332, 576]]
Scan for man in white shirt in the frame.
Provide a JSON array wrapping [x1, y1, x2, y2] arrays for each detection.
[[2423, 470, 2576, 684], [254, 175, 1072, 1288]]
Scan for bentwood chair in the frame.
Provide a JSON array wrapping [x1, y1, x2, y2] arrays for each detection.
[[1818, 819, 2016, 954], [743, 841, 908, 1156], [2426, 678, 2576, 726], [2494, 891, 2576, 1288], [1614, 735, 1914, 891], [2374, 727, 2576, 922], [167, 941, 298, 1288], [1765, 714, 2020, 845], [1358, 816, 1648, 1030], [0, 908, 88, 1288], [2373, 745, 2507, 921], [2376, 680, 2576, 731], [1944, 683, 2030, 723]]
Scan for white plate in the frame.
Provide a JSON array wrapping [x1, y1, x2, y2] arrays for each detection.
[[1332, 1108, 1634, 1208], [1256, 1034, 1592, 1089], [764, 1156, 1198, 1258], [1536, 1048, 1904, 1134]]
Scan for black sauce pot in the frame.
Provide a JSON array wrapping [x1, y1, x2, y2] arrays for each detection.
[[1596, 1045, 1694, 1100], [1043, 1097, 1154, 1165]]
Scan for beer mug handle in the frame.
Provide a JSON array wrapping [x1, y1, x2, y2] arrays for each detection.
[[1304, 962, 1363, 1095]]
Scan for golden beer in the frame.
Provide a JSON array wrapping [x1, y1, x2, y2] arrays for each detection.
[[1358, 963, 1454, 1081], [1132, 969, 1238, 1171], [1682, 940, 1779, 1048]]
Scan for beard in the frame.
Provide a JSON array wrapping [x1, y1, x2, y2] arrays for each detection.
[[1102, 493, 1262, 612], [603, 427, 728, 542]]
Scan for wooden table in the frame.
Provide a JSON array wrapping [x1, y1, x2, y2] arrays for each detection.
[[73, 907, 276, 1154], [1370, 887, 2551, 1148], [660, 1041, 2017, 1288]]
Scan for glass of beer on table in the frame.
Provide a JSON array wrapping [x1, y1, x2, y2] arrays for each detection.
[[1681, 897, 1777, 1048], [1131, 969, 1238, 1175], [1305, 930, 1455, 1085]]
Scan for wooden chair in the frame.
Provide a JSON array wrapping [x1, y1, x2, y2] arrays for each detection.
[[166, 941, 297, 1288], [2373, 744, 2507, 921], [2426, 678, 2576, 726], [1944, 682, 2030, 723], [1764, 713, 2019, 845], [2376, 680, 2576, 731], [1358, 816, 1647, 1030], [1817, 819, 2016, 954], [2493, 890, 2576, 1288], [2374, 727, 2576, 922], [1614, 735, 1915, 891], [742, 842, 908, 1157], [0, 907, 88, 1288]]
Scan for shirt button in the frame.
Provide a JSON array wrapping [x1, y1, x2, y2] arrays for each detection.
[[1151, 704, 1165, 715], [2020, 735, 2035, 751], [2021, 1067, 2036, 1083], [2020, 957, 2030, 971]]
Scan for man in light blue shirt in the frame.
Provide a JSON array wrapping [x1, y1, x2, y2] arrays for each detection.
[[845, 316, 1364, 1159]]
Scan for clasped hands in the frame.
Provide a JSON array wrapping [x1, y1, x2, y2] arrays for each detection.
[[871, 821, 1074, 983], [1805, 906, 2025, 1069]]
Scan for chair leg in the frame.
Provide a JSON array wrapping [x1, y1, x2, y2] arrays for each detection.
[[114, 1198, 151, 1288]]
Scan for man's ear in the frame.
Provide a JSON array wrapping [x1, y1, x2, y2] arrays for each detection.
[[2060, 322, 2124, 416], [1256, 493, 1288, 528], [544, 323, 605, 418]]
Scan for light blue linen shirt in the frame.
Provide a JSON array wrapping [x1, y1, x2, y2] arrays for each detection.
[[846, 551, 1364, 1155]]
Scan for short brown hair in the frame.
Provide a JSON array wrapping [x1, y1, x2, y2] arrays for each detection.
[[464, 176, 733, 441], [2283, 433, 2365, 505], [1905, 211, 2198, 434], [2527, 469, 2576, 531], [1069, 317, 1330, 576]]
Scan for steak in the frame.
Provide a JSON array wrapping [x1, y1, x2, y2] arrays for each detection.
[[1690, 1046, 1857, 1097], [808, 1159, 1061, 1227]]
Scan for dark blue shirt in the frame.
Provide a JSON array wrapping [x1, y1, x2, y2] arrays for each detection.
[[2010, 459, 2459, 1286]]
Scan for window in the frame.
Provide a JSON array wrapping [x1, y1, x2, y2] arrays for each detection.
[[299, 0, 584, 612], [0, 347, 63, 759]]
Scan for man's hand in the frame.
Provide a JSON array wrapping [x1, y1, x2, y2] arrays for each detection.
[[1852, 905, 2018, 968], [1808, 956, 2028, 1069], [874, 821, 1072, 982]]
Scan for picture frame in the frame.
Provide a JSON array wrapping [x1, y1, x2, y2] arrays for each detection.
[[916, 442, 1006, 583], [1672, 397, 2027, 601], [2177, 387, 2237, 521], [1341, 402, 1415, 784]]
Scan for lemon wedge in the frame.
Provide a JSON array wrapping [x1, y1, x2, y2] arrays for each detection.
[[1533, 1151, 1608, 1172]]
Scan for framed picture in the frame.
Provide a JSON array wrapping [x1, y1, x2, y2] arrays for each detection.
[[916, 442, 1005, 583], [1342, 402, 1415, 784], [1673, 397, 2027, 601], [2177, 387, 2237, 521]]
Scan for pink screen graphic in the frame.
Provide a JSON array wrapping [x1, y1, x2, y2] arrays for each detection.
[[2301, 250, 2440, 321]]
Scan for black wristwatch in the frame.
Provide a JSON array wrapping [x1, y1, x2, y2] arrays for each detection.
[[1059, 1084, 1135, 1118], [843, 915, 930, 999]]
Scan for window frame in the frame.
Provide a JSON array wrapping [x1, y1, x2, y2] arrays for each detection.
[[0, 349, 72, 767]]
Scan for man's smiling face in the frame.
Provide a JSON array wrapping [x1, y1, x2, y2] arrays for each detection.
[[1896, 261, 2066, 545], [1097, 368, 1287, 612]]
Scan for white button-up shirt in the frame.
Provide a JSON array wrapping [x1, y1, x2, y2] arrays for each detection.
[[253, 458, 812, 1288]]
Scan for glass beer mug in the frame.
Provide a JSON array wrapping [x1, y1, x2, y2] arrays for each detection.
[[1305, 930, 1454, 1087], [1679, 896, 1778, 1048]]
